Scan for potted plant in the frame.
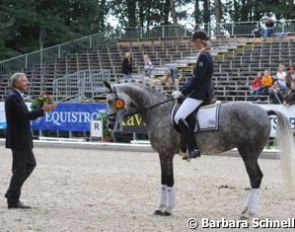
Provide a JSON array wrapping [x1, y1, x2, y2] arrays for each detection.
[[97, 110, 113, 142]]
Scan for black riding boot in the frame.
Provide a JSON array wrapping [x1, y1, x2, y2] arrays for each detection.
[[178, 118, 201, 159]]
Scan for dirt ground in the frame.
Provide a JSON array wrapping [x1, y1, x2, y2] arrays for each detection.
[[0, 146, 295, 232]]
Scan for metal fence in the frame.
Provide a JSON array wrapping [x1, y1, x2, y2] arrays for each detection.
[[119, 20, 295, 40], [78, 70, 111, 102], [53, 69, 102, 102], [53, 69, 111, 102]]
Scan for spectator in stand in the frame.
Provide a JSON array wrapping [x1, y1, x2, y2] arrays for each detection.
[[284, 81, 295, 106], [144, 69, 173, 87], [274, 64, 287, 94], [259, 69, 273, 95], [122, 52, 132, 78], [143, 54, 154, 77], [286, 65, 295, 88], [160, 70, 173, 87], [250, 71, 262, 100], [262, 15, 275, 42], [269, 80, 284, 104]]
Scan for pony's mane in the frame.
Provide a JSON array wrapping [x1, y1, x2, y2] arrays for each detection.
[[115, 79, 171, 99]]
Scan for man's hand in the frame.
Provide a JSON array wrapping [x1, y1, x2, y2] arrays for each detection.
[[171, 90, 183, 99], [42, 102, 56, 112]]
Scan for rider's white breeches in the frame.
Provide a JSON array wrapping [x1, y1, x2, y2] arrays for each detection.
[[174, 98, 203, 124]]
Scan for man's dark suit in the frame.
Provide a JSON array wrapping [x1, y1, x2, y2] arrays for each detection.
[[5, 88, 44, 205]]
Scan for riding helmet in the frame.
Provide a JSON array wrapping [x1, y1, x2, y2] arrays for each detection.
[[192, 30, 210, 41]]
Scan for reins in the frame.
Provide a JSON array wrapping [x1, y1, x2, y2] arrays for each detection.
[[125, 98, 174, 117], [107, 98, 174, 118]]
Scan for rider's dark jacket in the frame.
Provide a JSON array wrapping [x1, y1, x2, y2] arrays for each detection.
[[180, 51, 214, 100]]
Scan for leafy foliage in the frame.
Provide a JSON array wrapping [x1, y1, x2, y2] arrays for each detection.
[[0, 0, 108, 60], [96, 110, 112, 136]]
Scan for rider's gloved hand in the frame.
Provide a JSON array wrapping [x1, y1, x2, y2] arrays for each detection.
[[171, 90, 183, 99]]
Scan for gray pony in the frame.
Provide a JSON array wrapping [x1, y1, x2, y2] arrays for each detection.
[[104, 81, 295, 218]]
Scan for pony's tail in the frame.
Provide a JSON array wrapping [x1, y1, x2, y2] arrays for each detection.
[[268, 110, 295, 192]]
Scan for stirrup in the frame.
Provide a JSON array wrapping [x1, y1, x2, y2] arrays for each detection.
[[182, 149, 201, 160]]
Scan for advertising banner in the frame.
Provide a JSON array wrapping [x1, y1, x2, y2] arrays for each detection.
[[0, 102, 5, 129], [258, 104, 295, 137], [121, 114, 147, 133], [31, 103, 106, 131]]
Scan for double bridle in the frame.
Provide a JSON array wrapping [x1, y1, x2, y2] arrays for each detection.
[[107, 87, 174, 118]]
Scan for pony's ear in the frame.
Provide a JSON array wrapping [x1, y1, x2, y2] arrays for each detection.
[[103, 81, 112, 92]]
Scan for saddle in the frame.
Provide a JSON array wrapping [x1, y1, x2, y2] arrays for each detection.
[[173, 88, 216, 132], [173, 90, 217, 156]]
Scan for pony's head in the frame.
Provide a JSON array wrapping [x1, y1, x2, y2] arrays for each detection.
[[103, 81, 135, 131]]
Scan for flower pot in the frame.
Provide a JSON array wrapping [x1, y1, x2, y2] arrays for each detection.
[[103, 135, 112, 142]]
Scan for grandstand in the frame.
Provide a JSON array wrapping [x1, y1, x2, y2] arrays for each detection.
[[0, 36, 235, 100], [0, 35, 294, 103], [214, 40, 295, 102]]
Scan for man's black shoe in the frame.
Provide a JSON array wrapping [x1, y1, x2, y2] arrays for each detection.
[[8, 202, 31, 209]]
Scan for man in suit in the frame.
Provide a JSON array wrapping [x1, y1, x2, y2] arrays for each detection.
[[5, 72, 55, 209]]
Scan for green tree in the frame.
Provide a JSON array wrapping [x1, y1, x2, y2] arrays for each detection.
[[0, 0, 109, 60], [194, 0, 202, 24], [214, 0, 222, 36]]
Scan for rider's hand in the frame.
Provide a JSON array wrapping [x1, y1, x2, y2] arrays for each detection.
[[171, 90, 183, 99]]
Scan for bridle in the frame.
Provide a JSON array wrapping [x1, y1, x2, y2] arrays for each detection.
[[107, 87, 174, 119], [106, 87, 174, 131]]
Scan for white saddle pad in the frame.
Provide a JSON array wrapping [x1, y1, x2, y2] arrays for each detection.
[[193, 103, 221, 132]]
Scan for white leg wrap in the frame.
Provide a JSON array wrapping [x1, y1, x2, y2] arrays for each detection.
[[247, 188, 260, 214], [159, 185, 167, 209], [166, 186, 176, 209]]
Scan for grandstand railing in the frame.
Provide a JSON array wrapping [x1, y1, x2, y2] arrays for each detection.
[[78, 70, 111, 102], [53, 69, 112, 102], [119, 20, 295, 40], [53, 69, 104, 102]]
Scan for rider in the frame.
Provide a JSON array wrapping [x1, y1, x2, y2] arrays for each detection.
[[172, 30, 214, 159]]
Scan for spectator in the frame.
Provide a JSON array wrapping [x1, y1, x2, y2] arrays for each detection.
[[122, 52, 132, 78], [286, 65, 295, 88], [262, 15, 275, 42], [269, 81, 284, 104], [274, 64, 287, 94], [284, 81, 295, 106], [144, 69, 173, 87], [160, 70, 173, 87], [169, 67, 179, 86], [250, 71, 262, 100], [259, 70, 273, 95], [143, 54, 153, 77]]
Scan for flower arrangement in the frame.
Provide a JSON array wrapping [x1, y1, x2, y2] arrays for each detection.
[[96, 110, 112, 137], [30, 94, 53, 110]]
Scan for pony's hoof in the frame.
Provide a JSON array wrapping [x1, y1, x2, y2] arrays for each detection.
[[182, 156, 191, 162], [153, 210, 163, 216], [240, 214, 249, 220], [240, 212, 255, 220], [162, 211, 172, 216]]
